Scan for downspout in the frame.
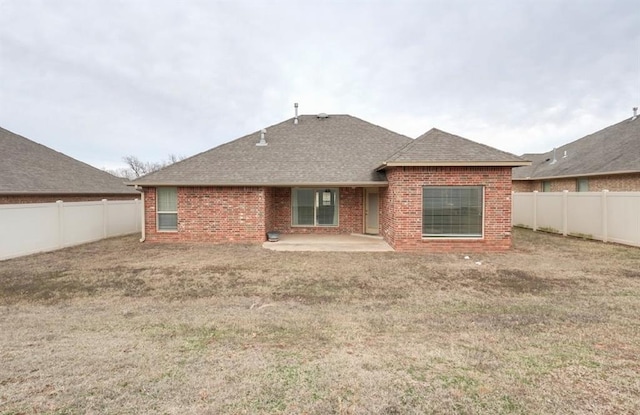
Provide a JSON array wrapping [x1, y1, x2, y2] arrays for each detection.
[[136, 185, 146, 242]]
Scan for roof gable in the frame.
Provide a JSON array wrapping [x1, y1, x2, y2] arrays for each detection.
[[0, 127, 138, 195], [380, 128, 529, 168], [133, 115, 413, 186], [513, 116, 640, 180]]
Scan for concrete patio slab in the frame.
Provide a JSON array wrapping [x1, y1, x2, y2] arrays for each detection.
[[262, 234, 394, 252]]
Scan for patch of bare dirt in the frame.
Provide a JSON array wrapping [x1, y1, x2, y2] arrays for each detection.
[[0, 228, 639, 414]]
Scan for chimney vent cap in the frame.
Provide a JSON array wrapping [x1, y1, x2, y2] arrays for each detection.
[[256, 128, 268, 146]]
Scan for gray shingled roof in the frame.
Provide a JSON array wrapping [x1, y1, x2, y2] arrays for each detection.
[[379, 128, 529, 168], [132, 115, 413, 186], [513, 116, 640, 180], [0, 126, 139, 195]]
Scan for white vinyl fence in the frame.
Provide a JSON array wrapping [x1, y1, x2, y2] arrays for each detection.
[[0, 199, 142, 261], [513, 191, 640, 248]]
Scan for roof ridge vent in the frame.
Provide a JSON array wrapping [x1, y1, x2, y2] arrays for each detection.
[[317, 113, 329, 119], [256, 128, 268, 146]]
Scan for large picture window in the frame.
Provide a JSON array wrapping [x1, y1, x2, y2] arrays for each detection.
[[157, 187, 178, 231], [422, 186, 483, 237], [292, 188, 338, 226]]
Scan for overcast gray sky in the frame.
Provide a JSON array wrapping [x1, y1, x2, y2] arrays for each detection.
[[1, 0, 638, 170]]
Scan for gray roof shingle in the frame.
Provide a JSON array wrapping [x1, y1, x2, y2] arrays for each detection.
[[513, 116, 640, 180], [133, 115, 413, 186], [0, 127, 139, 195], [380, 128, 529, 167]]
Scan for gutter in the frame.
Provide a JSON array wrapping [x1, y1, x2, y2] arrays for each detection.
[[126, 181, 389, 188], [135, 185, 145, 242], [512, 169, 640, 181], [376, 160, 532, 171]]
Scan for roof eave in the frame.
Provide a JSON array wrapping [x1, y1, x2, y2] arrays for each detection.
[[0, 191, 140, 196], [377, 160, 531, 170], [129, 181, 389, 188], [513, 169, 640, 181]]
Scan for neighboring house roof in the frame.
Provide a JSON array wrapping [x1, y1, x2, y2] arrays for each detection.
[[378, 128, 529, 169], [133, 115, 414, 187], [513, 115, 640, 180], [0, 126, 139, 195]]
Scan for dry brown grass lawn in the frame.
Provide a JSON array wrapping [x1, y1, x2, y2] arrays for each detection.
[[1, 228, 639, 414]]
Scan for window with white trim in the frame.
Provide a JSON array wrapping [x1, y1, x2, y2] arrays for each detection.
[[577, 178, 589, 192], [292, 188, 339, 226], [157, 187, 178, 231], [422, 186, 483, 237]]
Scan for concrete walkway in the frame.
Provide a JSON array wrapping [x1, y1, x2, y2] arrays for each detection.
[[262, 234, 394, 252]]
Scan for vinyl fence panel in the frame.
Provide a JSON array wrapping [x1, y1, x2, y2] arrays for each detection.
[[512, 191, 640, 248], [62, 201, 105, 246], [0, 203, 59, 260], [535, 193, 564, 233], [565, 193, 602, 239], [0, 199, 141, 261], [606, 192, 640, 246], [107, 200, 141, 237], [512, 192, 534, 228]]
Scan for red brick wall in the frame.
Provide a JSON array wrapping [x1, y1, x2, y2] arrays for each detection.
[[544, 178, 576, 192], [379, 186, 395, 246], [143, 187, 268, 243], [270, 187, 364, 234], [143, 186, 367, 243], [272, 188, 292, 232], [264, 187, 277, 233], [0, 194, 139, 204], [588, 174, 640, 191], [512, 181, 535, 192], [381, 166, 513, 252]]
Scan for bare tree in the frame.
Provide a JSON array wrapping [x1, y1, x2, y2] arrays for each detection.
[[104, 154, 186, 179], [122, 155, 161, 178]]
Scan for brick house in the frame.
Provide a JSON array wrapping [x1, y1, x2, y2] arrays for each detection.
[[0, 126, 140, 204], [131, 114, 528, 252], [513, 111, 640, 192]]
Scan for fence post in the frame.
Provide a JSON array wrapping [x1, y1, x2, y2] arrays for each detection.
[[602, 190, 608, 243], [532, 191, 538, 231], [102, 199, 108, 238], [562, 190, 568, 236], [56, 200, 64, 248]]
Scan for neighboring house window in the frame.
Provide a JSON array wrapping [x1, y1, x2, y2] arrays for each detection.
[[292, 188, 339, 226], [157, 187, 178, 231], [542, 181, 551, 192], [422, 186, 483, 238], [577, 178, 589, 192]]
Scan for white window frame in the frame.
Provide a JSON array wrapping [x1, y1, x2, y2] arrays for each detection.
[[157, 187, 178, 232], [577, 178, 589, 192], [291, 188, 339, 227], [422, 186, 484, 239]]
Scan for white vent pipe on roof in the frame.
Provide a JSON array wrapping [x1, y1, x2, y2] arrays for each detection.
[[256, 128, 267, 146], [633, 107, 638, 121], [294, 103, 299, 125]]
